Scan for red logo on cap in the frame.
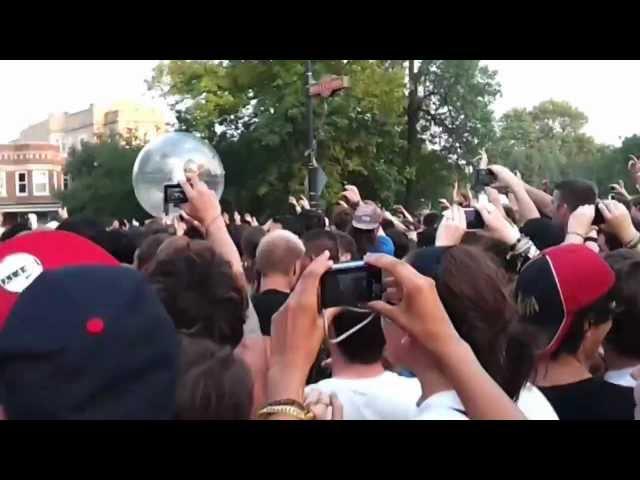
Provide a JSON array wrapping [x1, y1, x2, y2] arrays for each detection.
[[86, 317, 105, 335]]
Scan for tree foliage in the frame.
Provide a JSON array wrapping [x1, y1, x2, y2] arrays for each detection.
[[57, 136, 149, 223]]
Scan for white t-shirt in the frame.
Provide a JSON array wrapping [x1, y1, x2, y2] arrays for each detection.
[[413, 383, 558, 420], [605, 366, 639, 388], [306, 371, 421, 420]]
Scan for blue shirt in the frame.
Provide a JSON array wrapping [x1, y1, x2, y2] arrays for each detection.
[[374, 235, 395, 256]]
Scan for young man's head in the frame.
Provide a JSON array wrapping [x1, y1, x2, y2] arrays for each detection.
[[332, 206, 353, 233], [329, 309, 385, 366], [552, 179, 597, 227], [255, 230, 305, 291], [134, 233, 171, 273], [177, 335, 253, 420], [604, 249, 640, 362], [516, 245, 615, 369], [335, 231, 358, 262], [148, 239, 248, 348], [301, 229, 340, 273]]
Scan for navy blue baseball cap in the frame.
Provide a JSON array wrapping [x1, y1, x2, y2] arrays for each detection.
[[0, 265, 178, 419]]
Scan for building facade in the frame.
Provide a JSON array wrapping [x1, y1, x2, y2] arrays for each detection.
[[0, 143, 65, 213], [14, 101, 167, 155]]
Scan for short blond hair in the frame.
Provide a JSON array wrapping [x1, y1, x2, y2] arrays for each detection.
[[255, 230, 305, 276]]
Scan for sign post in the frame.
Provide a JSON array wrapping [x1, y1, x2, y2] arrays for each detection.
[[305, 61, 349, 210]]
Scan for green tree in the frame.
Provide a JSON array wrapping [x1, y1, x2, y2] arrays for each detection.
[[489, 100, 600, 187], [150, 60, 407, 215], [57, 137, 149, 223], [404, 60, 501, 205]]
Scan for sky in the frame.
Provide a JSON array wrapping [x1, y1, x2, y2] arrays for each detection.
[[1, 60, 639, 146]]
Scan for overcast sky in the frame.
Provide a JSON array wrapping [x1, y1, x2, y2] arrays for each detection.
[[1, 60, 639, 146]]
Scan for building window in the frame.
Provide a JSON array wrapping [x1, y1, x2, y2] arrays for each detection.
[[63, 174, 70, 190], [0, 171, 6, 197], [53, 171, 58, 191], [16, 171, 28, 196], [32, 170, 49, 196]]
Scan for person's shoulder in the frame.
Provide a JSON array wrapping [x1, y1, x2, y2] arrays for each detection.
[[375, 235, 395, 255], [517, 383, 559, 420]]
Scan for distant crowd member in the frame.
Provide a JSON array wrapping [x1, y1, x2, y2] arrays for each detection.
[[252, 230, 305, 335], [603, 249, 640, 387], [134, 233, 171, 273], [307, 309, 421, 420], [302, 229, 340, 266], [332, 205, 353, 233], [385, 228, 411, 259], [350, 202, 395, 257], [335, 230, 359, 262], [177, 335, 253, 420], [517, 244, 635, 419], [149, 238, 247, 348], [551, 179, 598, 228], [240, 226, 266, 289]]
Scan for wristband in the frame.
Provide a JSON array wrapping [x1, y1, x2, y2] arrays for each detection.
[[566, 231, 586, 240], [203, 214, 224, 232], [584, 236, 599, 244], [625, 233, 640, 250]]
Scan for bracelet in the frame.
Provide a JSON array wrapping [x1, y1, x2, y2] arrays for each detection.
[[264, 398, 307, 411], [257, 405, 315, 420], [566, 231, 586, 240], [625, 233, 640, 249], [584, 236, 598, 244]]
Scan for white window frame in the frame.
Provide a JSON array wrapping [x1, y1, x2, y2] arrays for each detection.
[[53, 171, 58, 192], [32, 170, 49, 196], [0, 171, 6, 197], [15, 171, 28, 196], [63, 174, 70, 191]]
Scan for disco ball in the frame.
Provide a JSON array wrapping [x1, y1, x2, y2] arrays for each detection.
[[132, 132, 225, 217]]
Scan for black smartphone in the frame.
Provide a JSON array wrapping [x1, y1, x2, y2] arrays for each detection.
[[464, 208, 485, 229], [592, 202, 605, 226], [320, 261, 383, 310], [474, 168, 497, 188]]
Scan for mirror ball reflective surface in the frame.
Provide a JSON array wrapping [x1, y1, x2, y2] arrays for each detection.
[[132, 132, 225, 217]]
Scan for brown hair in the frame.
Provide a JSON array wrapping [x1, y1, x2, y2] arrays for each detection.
[[408, 245, 535, 399], [136, 233, 171, 273], [177, 335, 253, 420], [604, 249, 640, 359]]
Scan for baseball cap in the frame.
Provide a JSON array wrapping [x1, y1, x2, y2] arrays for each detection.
[[0, 230, 120, 330], [0, 265, 178, 419], [515, 244, 615, 355], [352, 202, 382, 230]]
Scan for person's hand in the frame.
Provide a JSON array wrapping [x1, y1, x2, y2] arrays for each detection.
[[304, 390, 343, 420], [179, 212, 205, 236], [599, 200, 639, 246], [268, 251, 334, 401], [341, 185, 362, 208], [438, 198, 452, 210], [365, 253, 460, 356], [180, 177, 222, 230], [485, 186, 507, 219], [131, 218, 140, 227], [584, 226, 600, 253], [435, 205, 467, 247], [337, 200, 350, 209], [565, 205, 596, 242], [289, 196, 302, 215], [233, 211, 242, 226], [475, 202, 520, 245], [628, 155, 640, 191], [298, 195, 311, 211], [58, 207, 69, 220], [173, 215, 186, 237], [251, 216, 259, 227], [487, 164, 522, 190], [609, 180, 631, 200]]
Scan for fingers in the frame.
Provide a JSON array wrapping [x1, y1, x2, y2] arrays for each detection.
[[367, 300, 398, 324], [179, 179, 195, 199], [294, 251, 333, 298], [598, 201, 613, 222], [364, 253, 414, 284]]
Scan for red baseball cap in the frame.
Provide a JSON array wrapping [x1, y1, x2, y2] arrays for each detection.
[[515, 244, 615, 354], [0, 231, 120, 330]]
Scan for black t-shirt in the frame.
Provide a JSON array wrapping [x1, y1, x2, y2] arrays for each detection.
[[539, 377, 635, 420], [251, 290, 290, 335]]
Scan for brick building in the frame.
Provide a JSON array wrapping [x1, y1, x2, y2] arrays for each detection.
[[0, 143, 65, 214]]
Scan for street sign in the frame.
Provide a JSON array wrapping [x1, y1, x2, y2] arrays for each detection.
[[309, 75, 350, 98]]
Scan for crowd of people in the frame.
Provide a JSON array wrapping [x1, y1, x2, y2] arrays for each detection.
[[1, 156, 640, 420]]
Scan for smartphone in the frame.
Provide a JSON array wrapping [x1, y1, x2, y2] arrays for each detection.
[[592, 202, 605, 226], [464, 208, 485, 230], [163, 183, 188, 215], [320, 261, 383, 309], [474, 168, 497, 188]]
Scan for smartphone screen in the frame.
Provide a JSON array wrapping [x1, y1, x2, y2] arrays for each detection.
[[464, 208, 485, 230], [320, 261, 383, 309]]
